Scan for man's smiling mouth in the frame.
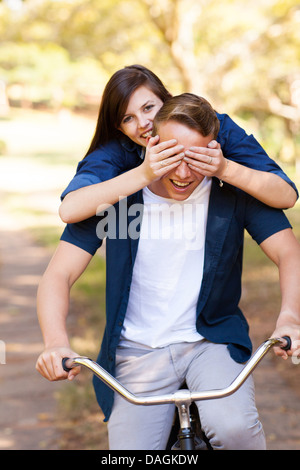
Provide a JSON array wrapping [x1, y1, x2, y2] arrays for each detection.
[[170, 180, 192, 189]]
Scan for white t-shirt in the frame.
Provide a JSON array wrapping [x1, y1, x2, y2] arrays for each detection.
[[119, 177, 212, 349]]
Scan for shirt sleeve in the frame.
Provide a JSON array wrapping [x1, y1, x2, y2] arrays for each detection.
[[244, 195, 292, 246], [60, 216, 103, 256], [217, 113, 298, 197], [61, 146, 124, 200], [60, 139, 142, 200]]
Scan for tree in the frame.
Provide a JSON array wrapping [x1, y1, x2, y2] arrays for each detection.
[[1, 0, 299, 166]]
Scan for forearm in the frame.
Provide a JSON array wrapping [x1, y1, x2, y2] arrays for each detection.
[[60, 138, 185, 224], [220, 160, 297, 209], [184, 142, 297, 209], [275, 244, 300, 328], [59, 165, 149, 224], [272, 252, 300, 359], [37, 271, 71, 349], [261, 230, 300, 357], [36, 242, 92, 380]]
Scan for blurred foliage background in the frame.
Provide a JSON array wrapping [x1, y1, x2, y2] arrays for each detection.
[[0, 0, 300, 169]]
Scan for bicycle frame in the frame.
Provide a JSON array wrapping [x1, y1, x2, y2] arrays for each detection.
[[62, 336, 291, 450]]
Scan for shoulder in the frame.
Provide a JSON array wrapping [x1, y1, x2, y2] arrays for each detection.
[[215, 112, 247, 144], [78, 137, 142, 172], [210, 180, 291, 245], [231, 184, 291, 243]]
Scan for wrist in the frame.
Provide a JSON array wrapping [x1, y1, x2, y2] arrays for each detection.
[[137, 163, 154, 187], [44, 336, 70, 350], [217, 159, 229, 180], [276, 309, 300, 328]]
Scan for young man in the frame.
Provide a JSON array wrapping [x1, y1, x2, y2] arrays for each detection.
[[36, 94, 300, 450]]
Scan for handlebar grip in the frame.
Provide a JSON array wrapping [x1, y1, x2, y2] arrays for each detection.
[[281, 336, 292, 351], [62, 357, 72, 372]]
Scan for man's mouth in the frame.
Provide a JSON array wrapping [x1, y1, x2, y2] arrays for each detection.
[[170, 179, 192, 189]]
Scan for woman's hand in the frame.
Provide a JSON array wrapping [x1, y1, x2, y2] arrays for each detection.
[[36, 346, 81, 381], [141, 135, 185, 183], [183, 140, 228, 179]]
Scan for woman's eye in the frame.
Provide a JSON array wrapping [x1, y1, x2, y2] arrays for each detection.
[[122, 116, 132, 124], [144, 105, 154, 112]]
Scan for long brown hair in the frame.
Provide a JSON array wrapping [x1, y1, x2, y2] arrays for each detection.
[[85, 65, 172, 157]]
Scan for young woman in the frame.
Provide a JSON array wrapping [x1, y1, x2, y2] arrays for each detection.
[[59, 65, 297, 224]]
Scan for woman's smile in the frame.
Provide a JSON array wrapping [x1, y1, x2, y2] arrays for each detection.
[[118, 86, 163, 147]]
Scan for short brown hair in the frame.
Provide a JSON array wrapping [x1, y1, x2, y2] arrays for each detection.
[[152, 93, 220, 139]]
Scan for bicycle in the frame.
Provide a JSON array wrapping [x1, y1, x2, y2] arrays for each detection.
[[62, 336, 291, 451]]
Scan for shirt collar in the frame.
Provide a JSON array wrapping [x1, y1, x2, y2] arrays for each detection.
[[119, 135, 145, 160]]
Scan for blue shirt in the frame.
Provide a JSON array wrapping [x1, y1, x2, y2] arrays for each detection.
[[61, 179, 291, 421], [61, 113, 298, 199]]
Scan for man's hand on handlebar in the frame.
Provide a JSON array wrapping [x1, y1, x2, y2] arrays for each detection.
[[36, 347, 81, 381], [271, 323, 300, 360]]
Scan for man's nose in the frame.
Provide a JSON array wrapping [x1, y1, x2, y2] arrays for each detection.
[[174, 159, 192, 179]]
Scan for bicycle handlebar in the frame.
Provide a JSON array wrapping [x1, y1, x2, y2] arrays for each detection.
[[62, 336, 290, 407]]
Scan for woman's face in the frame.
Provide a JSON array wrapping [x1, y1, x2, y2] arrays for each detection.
[[118, 86, 163, 147]]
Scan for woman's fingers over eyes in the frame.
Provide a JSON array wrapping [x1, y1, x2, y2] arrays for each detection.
[[157, 153, 184, 170], [184, 145, 225, 176], [184, 156, 214, 168], [156, 146, 184, 163], [185, 148, 214, 161], [150, 139, 181, 154]]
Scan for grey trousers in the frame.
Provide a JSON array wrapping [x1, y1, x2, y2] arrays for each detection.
[[107, 340, 266, 450]]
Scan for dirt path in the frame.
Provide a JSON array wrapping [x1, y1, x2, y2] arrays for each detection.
[[253, 351, 300, 449], [0, 208, 63, 450]]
